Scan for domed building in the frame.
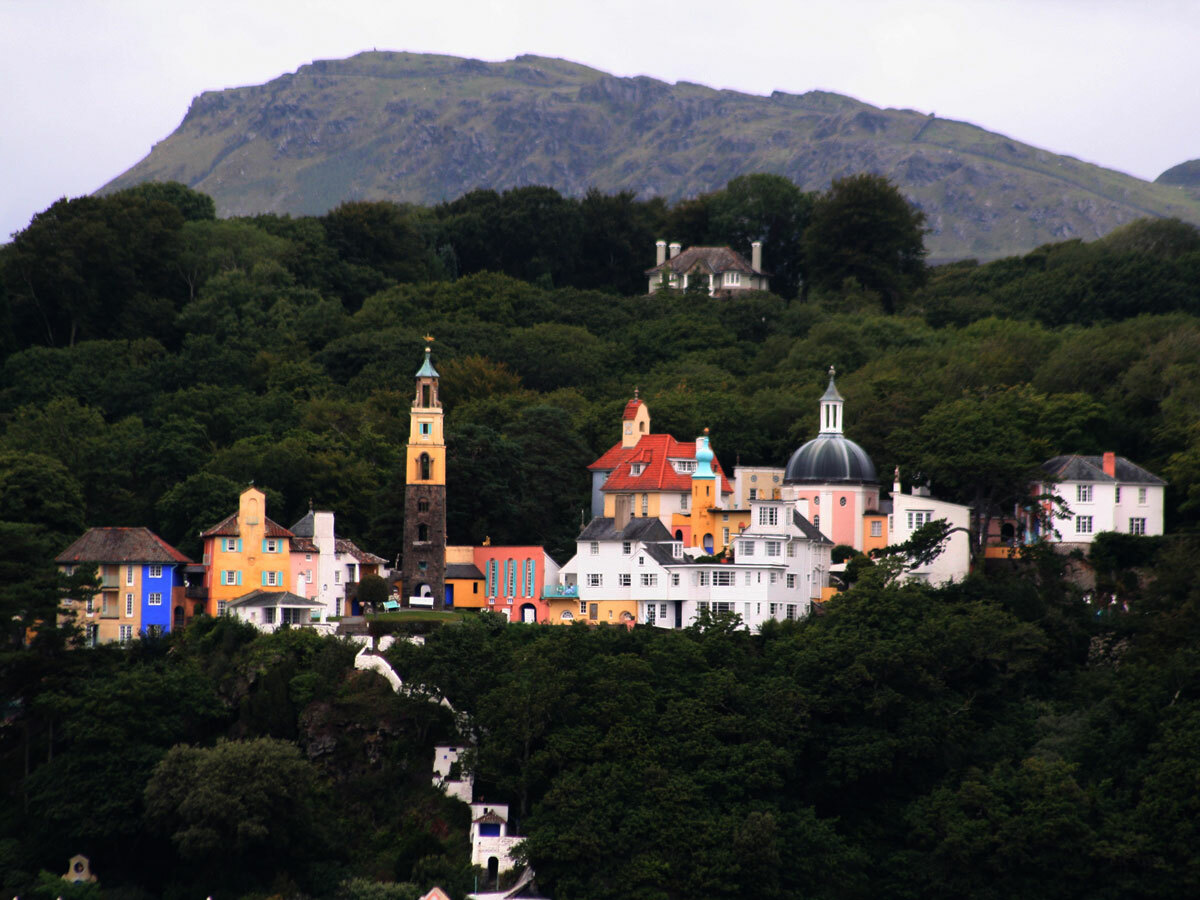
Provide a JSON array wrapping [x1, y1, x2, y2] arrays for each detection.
[[782, 369, 883, 550]]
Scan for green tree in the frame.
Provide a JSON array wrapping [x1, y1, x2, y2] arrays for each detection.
[[801, 173, 927, 311]]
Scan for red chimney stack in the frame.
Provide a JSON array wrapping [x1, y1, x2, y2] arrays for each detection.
[[1103, 452, 1116, 478]]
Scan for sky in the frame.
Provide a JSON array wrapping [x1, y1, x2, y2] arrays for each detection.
[[2, 0, 1198, 240]]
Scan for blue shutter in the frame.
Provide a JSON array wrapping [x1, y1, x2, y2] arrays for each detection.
[[236, 571, 242, 586], [237, 539, 243, 552], [262, 539, 268, 552], [261, 571, 267, 586], [520, 562, 526, 598]]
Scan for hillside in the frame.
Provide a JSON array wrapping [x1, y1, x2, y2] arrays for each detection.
[[103, 51, 1200, 261]]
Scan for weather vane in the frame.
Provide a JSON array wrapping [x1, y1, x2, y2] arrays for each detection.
[[423, 334, 435, 345]]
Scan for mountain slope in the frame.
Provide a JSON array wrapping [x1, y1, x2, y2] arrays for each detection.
[[103, 51, 1200, 262]]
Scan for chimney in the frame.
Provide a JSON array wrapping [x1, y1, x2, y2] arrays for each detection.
[[655, 240, 667, 266], [669, 242, 681, 259], [1103, 451, 1116, 478], [751, 240, 762, 272], [614, 494, 631, 531], [893, 466, 902, 498]]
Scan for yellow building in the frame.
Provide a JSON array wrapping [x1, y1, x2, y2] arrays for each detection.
[[200, 487, 295, 616]]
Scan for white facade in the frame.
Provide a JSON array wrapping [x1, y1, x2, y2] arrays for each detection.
[[469, 803, 522, 874], [432, 744, 473, 805], [556, 500, 831, 631], [887, 480, 972, 585], [1039, 481, 1164, 544]]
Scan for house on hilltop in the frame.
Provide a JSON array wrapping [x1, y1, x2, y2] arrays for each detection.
[[645, 240, 769, 295], [1026, 453, 1165, 545]]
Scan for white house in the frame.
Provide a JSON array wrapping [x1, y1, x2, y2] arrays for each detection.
[[645, 241, 770, 295], [1030, 453, 1166, 544], [469, 802, 523, 879], [226, 589, 325, 632], [289, 508, 388, 617], [883, 471, 972, 585], [553, 498, 831, 630], [432, 744, 473, 805]]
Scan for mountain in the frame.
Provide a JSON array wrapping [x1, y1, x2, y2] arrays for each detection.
[[103, 51, 1200, 262], [1157, 159, 1200, 188]]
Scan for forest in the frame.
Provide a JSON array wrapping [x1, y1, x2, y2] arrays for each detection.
[[2, 174, 1200, 898]]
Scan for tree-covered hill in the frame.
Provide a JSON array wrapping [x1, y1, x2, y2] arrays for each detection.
[[99, 51, 1200, 262]]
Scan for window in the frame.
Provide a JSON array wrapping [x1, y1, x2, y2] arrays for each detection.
[[264, 571, 281, 587], [740, 541, 755, 556], [1138, 487, 1148, 504], [758, 506, 779, 526], [724, 271, 741, 286], [417, 523, 429, 541], [639, 555, 645, 565], [119, 625, 133, 645], [561, 610, 575, 621], [641, 494, 648, 516], [619, 574, 631, 586], [590, 542, 599, 556], [787, 574, 796, 588], [217, 600, 227, 616], [589, 603, 598, 620], [622, 541, 632, 555], [507, 559, 516, 596], [1129, 518, 1147, 535], [418, 453, 432, 480], [85, 597, 94, 613], [713, 571, 735, 586], [870, 520, 883, 537], [126, 567, 134, 586], [125, 593, 134, 617], [745, 572, 752, 586], [646, 604, 656, 624], [264, 539, 280, 553], [660, 604, 667, 618], [1076, 484, 1093, 503], [713, 601, 733, 614], [680, 493, 690, 511], [305, 553, 312, 561], [1076, 515, 1093, 534], [420, 422, 431, 436], [1114, 486, 1121, 503], [671, 574, 680, 586], [85, 624, 98, 647], [525, 559, 535, 597], [418, 499, 430, 512], [813, 515, 820, 528], [222, 537, 239, 552], [769, 572, 778, 584], [629, 463, 644, 476], [148, 564, 162, 579], [749, 488, 757, 500], [769, 603, 777, 617], [787, 542, 796, 557], [587, 573, 603, 587], [785, 604, 797, 621], [907, 510, 932, 529], [839, 496, 847, 507], [148, 592, 162, 606], [641, 573, 658, 587], [221, 570, 240, 586], [723, 528, 730, 545], [306, 570, 313, 584], [698, 572, 710, 586], [579, 599, 587, 615], [765, 541, 781, 557], [675, 460, 696, 473]]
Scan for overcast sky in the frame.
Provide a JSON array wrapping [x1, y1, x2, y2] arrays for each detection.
[[2, 0, 1197, 240]]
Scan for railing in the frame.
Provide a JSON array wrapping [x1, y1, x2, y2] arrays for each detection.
[[542, 584, 578, 598], [100, 575, 120, 589], [185, 584, 208, 600]]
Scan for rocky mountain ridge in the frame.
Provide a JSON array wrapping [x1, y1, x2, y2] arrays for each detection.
[[103, 51, 1200, 261]]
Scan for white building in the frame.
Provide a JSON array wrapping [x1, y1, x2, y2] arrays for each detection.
[[226, 589, 325, 632], [289, 508, 388, 617], [645, 241, 770, 295], [554, 498, 831, 630], [883, 471, 972, 585], [432, 744, 473, 805], [469, 802, 523, 877], [1031, 453, 1166, 544]]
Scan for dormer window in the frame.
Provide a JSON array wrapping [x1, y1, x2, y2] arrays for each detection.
[[673, 459, 697, 474], [629, 463, 644, 476]]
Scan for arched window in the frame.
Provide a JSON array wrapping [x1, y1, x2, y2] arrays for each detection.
[[674, 529, 684, 541], [418, 499, 430, 512], [486, 560, 497, 597], [419, 453, 432, 480], [639, 421, 646, 432], [703, 533, 714, 554], [525, 559, 535, 597], [417, 523, 429, 542], [505, 559, 515, 597]]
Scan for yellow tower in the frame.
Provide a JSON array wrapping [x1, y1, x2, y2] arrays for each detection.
[[403, 339, 447, 607]]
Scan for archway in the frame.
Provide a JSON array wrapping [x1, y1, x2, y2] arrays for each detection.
[[487, 857, 499, 888], [703, 533, 714, 554]]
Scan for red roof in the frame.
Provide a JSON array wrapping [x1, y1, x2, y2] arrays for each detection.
[[200, 512, 294, 539], [590, 434, 733, 494], [622, 398, 643, 420]]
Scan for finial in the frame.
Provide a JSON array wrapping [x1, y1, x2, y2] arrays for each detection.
[[423, 334, 435, 345], [828, 365, 836, 379], [634, 386, 639, 400], [703, 426, 710, 435]]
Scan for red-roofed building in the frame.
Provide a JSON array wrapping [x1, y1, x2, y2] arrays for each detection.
[[588, 395, 739, 549]]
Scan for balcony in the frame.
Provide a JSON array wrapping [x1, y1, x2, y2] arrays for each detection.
[[100, 604, 119, 619], [100, 575, 120, 589], [543, 584, 578, 599], [185, 584, 208, 601]]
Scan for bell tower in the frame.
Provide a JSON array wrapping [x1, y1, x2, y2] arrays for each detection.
[[403, 339, 447, 609]]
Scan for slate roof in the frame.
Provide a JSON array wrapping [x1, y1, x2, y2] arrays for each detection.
[[642, 542, 686, 567], [289, 510, 319, 537], [1042, 455, 1165, 485], [589, 433, 734, 494], [578, 516, 674, 543], [784, 434, 878, 485], [645, 246, 764, 277], [447, 562, 485, 580], [56, 527, 192, 565], [200, 512, 293, 539], [793, 510, 833, 545], [336, 539, 387, 565], [227, 590, 324, 608]]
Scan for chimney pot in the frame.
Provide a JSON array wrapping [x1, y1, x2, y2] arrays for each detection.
[[655, 240, 666, 266], [669, 242, 681, 259], [1103, 452, 1116, 478]]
